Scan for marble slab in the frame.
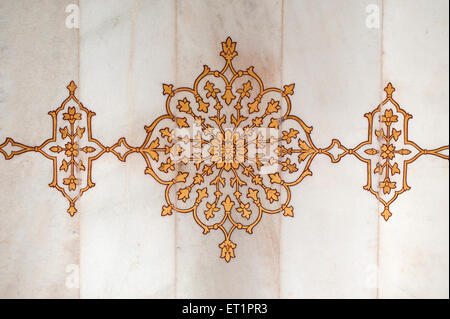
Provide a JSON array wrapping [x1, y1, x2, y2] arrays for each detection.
[[0, 0, 447, 299], [0, 0, 79, 298]]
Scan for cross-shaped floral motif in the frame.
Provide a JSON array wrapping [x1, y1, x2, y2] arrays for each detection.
[[0, 82, 109, 216], [351, 83, 449, 220]]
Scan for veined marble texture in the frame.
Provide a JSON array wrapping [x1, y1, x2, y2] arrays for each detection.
[[0, 0, 448, 298]]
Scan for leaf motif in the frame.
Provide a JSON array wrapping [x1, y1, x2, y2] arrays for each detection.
[[161, 205, 172, 216], [266, 99, 280, 114], [266, 188, 280, 203], [147, 138, 160, 161], [282, 128, 299, 144], [219, 239, 236, 263], [59, 159, 69, 172], [277, 146, 291, 156], [176, 117, 189, 128], [242, 165, 254, 176], [205, 202, 219, 220], [230, 176, 246, 187], [242, 80, 252, 92], [177, 98, 191, 113], [398, 149, 411, 155], [381, 207, 392, 221], [384, 83, 395, 96], [76, 127, 85, 139], [241, 207, 251, 219], [177, 187, 190, 202], [237, 80, 252, 98], [221, 196, 235, 212], [268, 118, 278, 128], [220, 37, 237, 61], [159, 158, 174, 173], [283, 83, 295, 95], [252, 117, 263, 127], [211, 174, 225, 186], [392, 128, 401, 141], [248, 99, 259, 113], [193, 173, 204, 184], [197, 99, 209, 113], [209, 115, 226, 126], [252, 174, 263, 185], [237, 202, 252, 219], [298, 139, 311, 151], [175, 172, 188, 183], [197, 188, 208, 201], [204, 81, 220, 99], [203, 165, 214, 176], [59, 127, 69, 139], [365, 148, 378, 155], [374, 162, 383, 174], [222, 88, 236, 105], [299, 151, 313, 162], [78, 160, 85, 171], [283, 206, 294, 217], [281, 159, 298, 173], [50, 146, 63, 153], [247, 188, 259, 202], [391, 162, 400, 175], [269, 173, 282, 184], [67, 206, 77, 217], [159, 128, 173, 142], [162, 84, 173, 95], [81, 146, 96, 153]]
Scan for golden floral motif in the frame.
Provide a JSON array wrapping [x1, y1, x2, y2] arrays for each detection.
[[0, 82, 115, 216], [63, 107, 81, 124], [209, 130, 245, 171], [379, 177, 396, 195], [65, 142, 79, 157], [381, 144, 395, 160], [350, 83, 449, 221], [112, 38, 360, 262], [63, 175, 79, 191], [219, 239, 237, 263], [381, 108, 398, 126]]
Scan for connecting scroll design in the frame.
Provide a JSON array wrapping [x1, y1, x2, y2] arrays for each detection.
[[0, 38, 448, 262]]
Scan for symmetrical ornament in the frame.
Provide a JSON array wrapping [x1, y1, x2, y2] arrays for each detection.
[[0, 38, 448, 262], [113, 37, 340, 262], [0, 82, 110, 216], [349, 83, 449, 220]]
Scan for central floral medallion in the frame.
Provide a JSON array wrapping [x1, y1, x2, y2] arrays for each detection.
[[209, 130, 246, 171], [116, 37, 331, 262]]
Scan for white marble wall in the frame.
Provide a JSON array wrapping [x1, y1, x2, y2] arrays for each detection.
[[0, 0, 79, 298], [379, 0, 449, 298], [0, 0, 448, 298], [78, 0, 176, 298], [281, 0, 382, 298]]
